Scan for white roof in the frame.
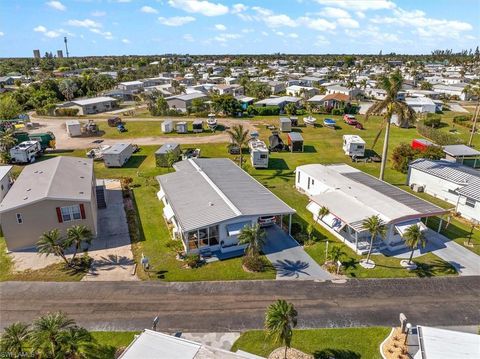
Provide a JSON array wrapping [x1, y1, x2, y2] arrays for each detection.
[[307, 94, 326, 102], [0, 165, 13, 180], [416, 326, 480, 359], [70, 96, 116, 106], [254, 96, 300, 106], [405, 97, 436, 106], [102, 143, 132, 154], [119, 80, 143, 86], [343, 135, 365, 144], [66, 120, 80, 126]]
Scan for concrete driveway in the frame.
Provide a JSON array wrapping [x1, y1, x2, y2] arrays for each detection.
[[263, 226, 333, 281]]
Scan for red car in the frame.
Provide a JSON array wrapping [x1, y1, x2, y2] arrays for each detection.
[[343, 114, 358, 125]]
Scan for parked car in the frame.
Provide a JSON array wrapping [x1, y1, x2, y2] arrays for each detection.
[[108, 117, 122, 127], [258, 215, 277, 227], [343, 114, 358, 125]]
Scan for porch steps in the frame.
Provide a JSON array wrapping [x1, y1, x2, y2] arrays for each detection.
[[96, 185, 107, 209]]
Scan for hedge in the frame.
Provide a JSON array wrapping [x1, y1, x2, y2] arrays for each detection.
[[55, 108, 80, 116]]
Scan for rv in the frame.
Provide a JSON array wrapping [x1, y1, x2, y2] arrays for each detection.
[[102, 143, 134, 167], [342, 135, 366, 157], [9, 141, 42, 164], [249, 140, 269, 168]]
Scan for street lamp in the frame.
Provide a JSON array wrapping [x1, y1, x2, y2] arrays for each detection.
[[404, 323, 412, 345], [152, 316, 159, 331]]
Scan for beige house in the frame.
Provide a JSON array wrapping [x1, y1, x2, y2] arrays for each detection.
[[57, 96, 118, 115], [0, 157, 98, 251]]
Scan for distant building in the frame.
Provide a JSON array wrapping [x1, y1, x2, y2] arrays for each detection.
[[57, 96, 118, 115], [33, 49, 40, 59], [57, 50, 64, 58]]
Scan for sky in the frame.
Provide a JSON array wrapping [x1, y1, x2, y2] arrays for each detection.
[[0, 0, 479, 57]]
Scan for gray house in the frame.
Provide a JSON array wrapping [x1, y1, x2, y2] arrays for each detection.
[[58, 96, 118, 115], [0, 157, 98, 251], [165, 93, 208, 113]]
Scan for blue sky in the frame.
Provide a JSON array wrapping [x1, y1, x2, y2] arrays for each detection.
[[0, 0, 479, 57]]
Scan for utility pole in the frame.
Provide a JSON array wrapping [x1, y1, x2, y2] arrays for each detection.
[[64, 36, 69, 58]]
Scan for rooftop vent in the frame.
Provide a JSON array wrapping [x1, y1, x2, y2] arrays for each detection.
[[208, 201, 214, 206]]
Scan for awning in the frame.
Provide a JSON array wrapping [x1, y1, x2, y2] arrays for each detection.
[[226, 221, 251, 237], [163, 205, 175, 221], [157, 188, 165, 201], [395, 220, 427, 237]]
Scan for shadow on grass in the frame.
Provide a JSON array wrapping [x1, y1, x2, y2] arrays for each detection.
[[413, 259, 457, 277], [130, 189, 146, 244], [257, 169, 295, 183], [314, 349, 361, 359], [269, 158, 290, 170], [123, 155, 147, 168], [86, 342, 120, 359], [303, 145, 317, 153]]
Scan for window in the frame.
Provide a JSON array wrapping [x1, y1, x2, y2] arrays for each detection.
[[60, 205, 81, 222], [16, 213, 23, 224], [308, 177, 311, 189], [311, 179, 315, 186], [297, 171, 301, 183], [465, 198, 476, 208]]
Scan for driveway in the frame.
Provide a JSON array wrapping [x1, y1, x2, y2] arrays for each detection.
[[263, 226, 333, 281]]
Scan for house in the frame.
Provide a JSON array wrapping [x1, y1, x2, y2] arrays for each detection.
[[0, 157, 98, 251], [156, 158, 295, 255], [443, 144, 480, 169], [405, 97, 437, 113], [319, 93, 350, 110], [235, 95, 255, 110], [325, 85, 361, 99], [254, 96, 301, 111], [306, 94, 326, 105], [165, 93, 208, 113], [212, 84, 244, 96], [295, 164, 448, 254], [57, 96, 118, 115], [432, 83, 469, 100], [0, 166, 13, 202], [0, 76, 14, 86], [267, 80, 286, 94], [408, 159, 480, 221], [285, 85, 318, 97], [119, 329, 264, 359], [117, 80, 144, 92]]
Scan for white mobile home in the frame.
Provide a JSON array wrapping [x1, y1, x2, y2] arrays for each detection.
[[249, 140, 269, 168], [156, 158, 295, 255], [342, 135, 366, 157], [408, 159, 480, 222], [102, 143, 134, 168], [295, 164, 448, 254]]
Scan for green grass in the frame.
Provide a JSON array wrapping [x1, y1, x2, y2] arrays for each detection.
[[231, 327, 391, 359], [89, 331, 140, 358]]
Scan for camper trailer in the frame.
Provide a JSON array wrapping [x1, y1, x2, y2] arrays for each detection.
[[176, 122, 188, 134], [9, 141, 42, 164], [161, 120, 173, 134], [192, 120, 203, 133], [279, 117, 292, 132], [269, 133, 284, 152], [65, 120, 82, 137], [343, 135, 366, 157], [102, 143, 134, 167], [249, 140, 269, 168], [155, 143, 181, 167], [287, 132, 304, 152]]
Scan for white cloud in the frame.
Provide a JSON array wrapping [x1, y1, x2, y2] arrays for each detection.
[[46, 1, 66, 11], [299, 17, 336, 31], [121, 38, 131, 44], [316, 0, 396, 11], [274, 31, 284, 36], [356, 11, 366, 19], [140, 6, 158, 14], [318, 7, 350, 18], [183, 33, 194, 42], [338, 17, 359, 28], [0, 32, 4, 36], [232, 3, 247, 14], [252, 7, 296, 28], [158, 16, 195, 26], [345, 25, 399, 43], [214, 33, 241, 42], [261, 31, 268, 36], [91, 11, 106, 17], [67, 19, 102, 28], [215, 24, 226, 31], [241, 28, 253, 33], [90, 28, 114, 40], [288, 33, 299, 38], [315, 34, 330, 46], [45, 30, 61, 38], [34, 25, 47, 33], [115, 0, 132, 2], [33, 25, 64, 38], [168, 0, 228, 17]]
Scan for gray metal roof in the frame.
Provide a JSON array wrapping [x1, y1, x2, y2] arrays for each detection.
[[409, 159, 480, 185], [157, 158, 295, 232], [443, 145, 480, 157], [288, 132, 303, 142], [70, 96, 117, 106], [0, 157, 93, 212], [156, 143, 180, 155], [342, 171, 444, 216], [457, 180, 480, 201], [103, 143, 132, 154]]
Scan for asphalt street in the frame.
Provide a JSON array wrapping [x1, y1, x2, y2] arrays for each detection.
[[1, 277, 479, 331]]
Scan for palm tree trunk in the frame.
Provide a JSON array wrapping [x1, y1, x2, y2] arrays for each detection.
[[409, 248, 415, 265], [379, 120, 391, 181], [366, 231, 375, 264], [467, 100, 479, 147], [284, 345, 288, 359]]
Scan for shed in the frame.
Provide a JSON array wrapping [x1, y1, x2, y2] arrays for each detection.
[[155, 143, 181, 167], [102, 143, 134, 167], [162, 120, 173, 134], [411, 138, 434, 151], [176, 121, 188, 134], [290, 116, 298, 126], [65, 120, 82, 137], [269, 133, 284, 152], [287, 132, 304, 152], [279, 117, 292, 132], [192, 120, 203, 133]]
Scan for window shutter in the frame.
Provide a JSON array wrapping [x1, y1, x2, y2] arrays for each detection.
[[56, 207, 63, 223], [79, 204, 86, 219]]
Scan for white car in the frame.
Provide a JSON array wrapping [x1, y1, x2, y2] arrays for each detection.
[[258, 216, 276, 227]]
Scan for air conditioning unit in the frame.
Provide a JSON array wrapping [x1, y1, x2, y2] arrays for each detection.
[[410, 184, 425, 193]]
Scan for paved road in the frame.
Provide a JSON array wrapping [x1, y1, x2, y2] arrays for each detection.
[[1, 277, 479, 332], [263, 226, 333, 280]]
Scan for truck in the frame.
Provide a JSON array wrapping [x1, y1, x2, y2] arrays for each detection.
[[9, 141, 42, 164], [13, 131, 56, 150]]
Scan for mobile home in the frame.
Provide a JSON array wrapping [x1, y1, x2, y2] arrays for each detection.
[[342, 135, 366, 157], [249, 140, 269, 168], [102, 143, 134, 168]]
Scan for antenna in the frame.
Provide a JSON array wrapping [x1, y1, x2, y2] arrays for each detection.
[[64, 36, 69, 58]]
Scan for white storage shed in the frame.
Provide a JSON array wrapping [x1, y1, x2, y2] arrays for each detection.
[[102, 143, 134, 168], [66, 120, 82, 137]]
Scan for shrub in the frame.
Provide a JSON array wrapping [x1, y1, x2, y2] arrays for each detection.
[[392, 142, 445, 173], [185, 254, 201, 268], [423, 116, 441, 128], [165, 240, 184, 253], [251, 106, 280, 116], [290, 222, 303, 237], [453, 115, 472, 127], [242, 255, 266, 272], [343, 103, 359, 114], [417, 121, 464, 146], [55, 108, 79, 116], [331, 108, 343, 116]]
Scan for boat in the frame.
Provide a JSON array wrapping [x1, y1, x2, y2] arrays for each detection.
[[86, 145, 111, 160], [303, 115, 317, 126], [207, 113, 217, 130], [323, 118, 336, 128]]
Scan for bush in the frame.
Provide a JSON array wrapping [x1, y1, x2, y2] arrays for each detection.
[[290, 222, 303, 237], [331, 108, 343, 116], [453, 115, 472, 127], [417, 121, 464, 146], [242, 255, 266, 272], [185, 254, 202, 268], [423, 116, 441, 128], [55, 108, 79, 116], [392, 142, 446, 173], [250, 106, 280, 116], [344, 103, 359, 115]]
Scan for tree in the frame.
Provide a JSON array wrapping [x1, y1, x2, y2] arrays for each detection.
[[226, 124, 249, 167], [284, 102, 297, 116], [211, 94, 241, 116], [264, 299, 298, 359], [462, 81, 480, 146], [0, 96, 22, 120], [66, 225, 93, 262], [365, 70, 416, 180], [59, 79, 78, 101], [403, 224, 426, 265], [238, 224, 266, 258], [245, 81, 271, 100], [37, 229, 70, 266], [361, 215, 387, 265], [316, 206, 330, 225], [330, 245, 346, 263], [30, 312, 76, 358], [0, 129, 17, 163], [420, 81, 433, 90], [391, 143, 445, 173], [0, 322, 31, 357], [60, 327, 93, 358]]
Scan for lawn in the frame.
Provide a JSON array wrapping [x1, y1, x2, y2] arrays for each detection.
[[89, 331, 140, 358], [30, 111, 475, 281], [231, 327, 391, 359]]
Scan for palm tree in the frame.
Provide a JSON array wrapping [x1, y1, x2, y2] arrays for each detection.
[[60, 327, 93, 358], [226, 124, 249, 167], [361, 215, 387, 265], [404, 225, 426, 265], [316, 206, 330, 225], [66, 225, 93, 262], [462, 82, 480, 146], [0, 129, 17, 163], [37, 229, 70, 266], [59, 79, 78, 101], [365, 70, 416, 180], [238, 224, 266, 257], [0, 322, 31, 357], [265, 299, 298, 359], [30, 312, 76, 358], [330, 245, 346, 263]]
